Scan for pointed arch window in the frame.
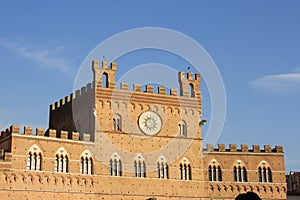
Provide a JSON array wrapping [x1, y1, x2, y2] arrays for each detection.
[[180, 157, 192, 180], [109, 153, 122, 176], [157, 156, 169, 179], [113, 114, 121, 131], [54, 147, 69, 173], [208, 159, 222, 181], [258, 161, 272, 182], [80, 150, 93, 175], [178, 121, 187, 136], [233, 160, 247, 182], [27, 144, 42, 171], [134, 154, 146, 178]]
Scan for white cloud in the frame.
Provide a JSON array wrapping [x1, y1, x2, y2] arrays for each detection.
[[0, 38, 71, 73], [250, 68, 300, 94]]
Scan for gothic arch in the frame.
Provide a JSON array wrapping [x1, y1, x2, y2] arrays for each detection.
[[80, 150, 93, 175], [109, 152, 122, 177], [208, 159, 222, 182], [27, 144, 42, 171]]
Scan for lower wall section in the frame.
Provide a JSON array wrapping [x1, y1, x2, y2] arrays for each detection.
[[0, 170, 287, 200]]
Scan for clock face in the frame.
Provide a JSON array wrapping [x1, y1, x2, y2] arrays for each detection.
[[138, 111, 162, 135]]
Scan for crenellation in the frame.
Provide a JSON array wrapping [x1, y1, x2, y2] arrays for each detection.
[[10, 125, 20, 134], [0, 129, 10, 138], [51, 82, 95, 111], [92, 60, 99, 70], [72, 132, 79, 141], [120, 82, 128, 90], [75, 89, 80, 98], [81, 86, 86, 95], [102, 61, 108, 69], [86, 83, 92, 92], [274, 145, 283, 153], [60, 98, 65, 107], [218, 144, 225, 152], [204, 143, 283, 154], [241, 144, 248, 152], [59, 130, 67, 139], [170, 88, 178, 96], [24, 127, 32, 136], [50, 103, 55, 110], [158, 86, 166, 95], [65, 95, 71, 103], [229, 144, 237, 152], [206, 144, 214, 152], [264, 145, 272, 153], [83, 133, 91, 142], [36, 128, 44, 136], [253, 145, 260, 153], [55, 101, 60, 109], [111, 62, 117, 71], [195, 73, 201, 81], [187, 72, 193, 80], [133, 84, 141, 92], [48, 129, 57, 138], [146, 85, 154, 93]]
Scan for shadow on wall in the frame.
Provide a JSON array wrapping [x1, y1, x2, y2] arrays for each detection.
[[235, 192, 262, 200]]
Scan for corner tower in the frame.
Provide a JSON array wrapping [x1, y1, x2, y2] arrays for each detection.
[[92, 60, 117, 89], [178, 72, 201, 98]]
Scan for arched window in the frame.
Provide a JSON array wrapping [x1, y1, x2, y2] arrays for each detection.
[[134, 154, 146, 178], [80, 150, 93, 175], [233, 160, 247, 182], [178, 121, 187, 136], [157, 156, 168, 179], [27, 144, 42, 171], [188, 83, 195, 97], [180, 157, 191, 180], [208, 159, 222, 182], [218, 166, 222, 181], [258, 166, 262, 182], [102, 72, 108, 88], [109, 153, 122, 176], [54, 147, 68, 173], [258, 161, 272, 182], [208, 165, 212, 181], [113, 114, 121, 131]]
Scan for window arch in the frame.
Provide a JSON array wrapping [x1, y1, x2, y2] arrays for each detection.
[[102, 72, 108, 88], [109, 153, 122, 176], [233, 160, 247, 182], [180, 157, 192, 180], [134, 154, 146, 178], [258, 161, 272, 182], [208, 159, 222, 181], [178, 121, 187, 136], [188, 83, 195, 97], [80, 150, 93, 175], [54, 147, 69, 173], [113, 114, 122, 131], [27, 144, 42, 171], [157, 156, 169, 179]]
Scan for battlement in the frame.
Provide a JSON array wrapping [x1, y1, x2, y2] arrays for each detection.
[[50, 82, 94, 111], [0, 125, 92, 142], [51, 61, 202, 112], [92, 60, 117, 71], [92, 60, 199, 97], [178, 71, 201, 81], [204, 144, 284, 153]]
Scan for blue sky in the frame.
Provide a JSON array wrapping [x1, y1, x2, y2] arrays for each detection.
[[0, 1, 299, 172]]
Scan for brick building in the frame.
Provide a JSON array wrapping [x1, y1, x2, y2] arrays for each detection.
[[0, 61, 287, 199]]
